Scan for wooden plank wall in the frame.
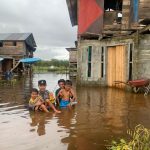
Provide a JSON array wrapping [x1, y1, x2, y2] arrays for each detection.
[[121, 0, 131, 29], [107, 45, 126, 88], [69, 51, 77, 63], [107, 47, 116, 87], [0, 42, 26, 56], [139, 0, 150, 19]]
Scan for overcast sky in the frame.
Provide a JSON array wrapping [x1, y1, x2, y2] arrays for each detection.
[[0, 0, 77, 60]]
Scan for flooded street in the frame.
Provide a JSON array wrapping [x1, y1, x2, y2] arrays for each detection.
[[0, 73, 150, 150]]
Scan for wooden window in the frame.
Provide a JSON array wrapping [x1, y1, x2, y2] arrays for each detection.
[[101, 47, 105, 78], [129, 43, 133, 80], [104, 0, 122, 11], [0, 42, 3, 47], [13, 42, 17, 46], [87, 46, 92, 77]]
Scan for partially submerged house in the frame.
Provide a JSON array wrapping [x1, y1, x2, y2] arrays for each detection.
[[66, 48, 77, 77], [0, 33, 36, 76], [66, 0, 150, 87]]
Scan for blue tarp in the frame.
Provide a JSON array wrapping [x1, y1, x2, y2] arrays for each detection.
[[19, 58, 41, 64]]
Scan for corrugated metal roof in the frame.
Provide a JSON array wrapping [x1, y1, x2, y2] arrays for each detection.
[[0, 33, 31, 41]]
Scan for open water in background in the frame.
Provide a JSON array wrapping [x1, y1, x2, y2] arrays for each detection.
[[0, 73, 150, 150]]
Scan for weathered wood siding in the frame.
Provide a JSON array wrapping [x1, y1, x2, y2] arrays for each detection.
[[0, 62, 2, 73], [69, 51, 77, 63], [103, 11, 121, 31], [139, 0, 150, 19], [0, 41, 26, 56], [121, 0, 131, 29], [133, 34, 150, 78]]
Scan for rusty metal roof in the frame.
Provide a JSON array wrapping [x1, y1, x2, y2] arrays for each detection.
[[0, 33, 37, 50]]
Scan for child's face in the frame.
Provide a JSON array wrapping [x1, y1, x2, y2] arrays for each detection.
[[65, 84, 71, 91], [58, 82, 65, 89], [38, 85, 46, 91], [31, 92, 38, 99]]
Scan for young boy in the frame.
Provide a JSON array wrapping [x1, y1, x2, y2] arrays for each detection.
[[29, 88, 49, 113], [57, 80, 77, 108], [38, 80, 61, 113], [55, 79, 65, 106]]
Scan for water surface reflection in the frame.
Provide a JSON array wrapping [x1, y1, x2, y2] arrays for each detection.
[[0, 73, 150, 150]]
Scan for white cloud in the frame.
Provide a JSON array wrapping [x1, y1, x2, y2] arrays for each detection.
[[34, 46, 69, 60], [0, 0, 77, 60]]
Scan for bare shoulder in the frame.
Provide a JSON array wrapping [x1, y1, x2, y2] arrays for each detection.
[[60, 89, 65, 92], [58, 89, 64, 95]]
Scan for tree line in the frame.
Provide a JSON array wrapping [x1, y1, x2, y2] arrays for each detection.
[[34, 59, 69, 67]]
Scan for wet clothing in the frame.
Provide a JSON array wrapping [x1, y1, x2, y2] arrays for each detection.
[[60, 99, 70, 107], [29, 96, 42, 111], [39, 90, 55, 104], [49, 92, 55, 104], [39, 90, 50, 101]]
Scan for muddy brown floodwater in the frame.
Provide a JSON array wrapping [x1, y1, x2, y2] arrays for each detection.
[[0, 73, 150, 150]]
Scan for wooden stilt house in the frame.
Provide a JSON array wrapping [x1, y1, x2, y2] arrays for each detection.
[[0, 33, 36, 77]]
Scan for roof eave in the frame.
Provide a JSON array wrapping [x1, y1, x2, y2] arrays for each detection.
[[66, 0, 78, 26]]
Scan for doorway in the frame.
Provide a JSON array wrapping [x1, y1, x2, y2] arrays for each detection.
[[107, 45, 126, 88]]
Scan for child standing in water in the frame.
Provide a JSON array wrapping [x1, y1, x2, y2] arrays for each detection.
[[29, 88, 49, 113], [38, 80, 61, 113], [55, 79, 65, 106], [57, 80, 77, 108]]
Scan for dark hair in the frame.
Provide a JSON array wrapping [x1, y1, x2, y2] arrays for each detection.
[[58, 79, 65, 84], [31, 88, 39, 94], [65, 80, 72, 86], [38, 80, 46, 86]]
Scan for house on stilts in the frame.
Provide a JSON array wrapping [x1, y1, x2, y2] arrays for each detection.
[[0, 33, 36, 78], [66, 0, 150, 87]]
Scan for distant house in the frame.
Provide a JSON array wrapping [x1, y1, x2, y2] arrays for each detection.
[[66, 48, 77, 77], [66, 0, 150, 87], [0, 33, 36, 76]]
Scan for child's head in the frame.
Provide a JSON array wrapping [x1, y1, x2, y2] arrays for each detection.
[[38, 80, 47, 91], [31, 88, 39, 99], [58, 79, 65, 89], [65, 80, 72, 91]]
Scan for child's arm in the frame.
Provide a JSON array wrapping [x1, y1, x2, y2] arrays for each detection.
[[35, 97, 43, 106], [58, 90, 64, 98], [37, 96, 44, 103], [56, 90, 63, 105], [70, 88, 77, 101]]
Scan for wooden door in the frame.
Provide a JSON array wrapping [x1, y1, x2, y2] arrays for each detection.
[[107, 45, 126, 88]]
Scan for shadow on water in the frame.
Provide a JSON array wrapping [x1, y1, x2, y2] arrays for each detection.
[[0, 73, 150, 150]]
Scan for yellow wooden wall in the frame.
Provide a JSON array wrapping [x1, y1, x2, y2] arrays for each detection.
[[107, 45, 126, 88]]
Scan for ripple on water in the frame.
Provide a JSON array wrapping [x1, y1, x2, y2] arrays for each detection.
[[0, 73, 150, 150]]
